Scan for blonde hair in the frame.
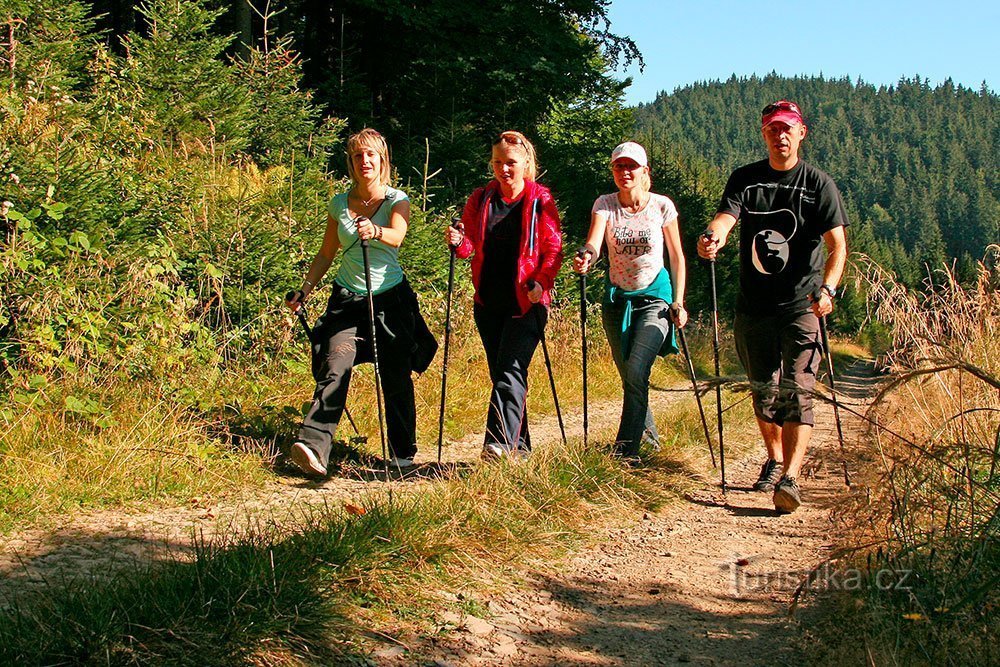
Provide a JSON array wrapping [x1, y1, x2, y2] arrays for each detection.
[[345, 128, 392, 186], [492, 130, 538, 181], [637, 166, 651, 194]]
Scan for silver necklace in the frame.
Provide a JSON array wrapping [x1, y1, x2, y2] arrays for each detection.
[[355, 188, 384, 207]]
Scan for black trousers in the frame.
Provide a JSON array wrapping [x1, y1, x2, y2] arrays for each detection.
[[296, 284, 417, 465], [473, 303, 546, 452]]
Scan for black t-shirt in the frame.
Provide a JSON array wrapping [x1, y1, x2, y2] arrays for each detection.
[[479, 194, 523, 316], [717, 159, 848, 315]]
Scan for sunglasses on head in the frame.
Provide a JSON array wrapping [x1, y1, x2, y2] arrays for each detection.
[[762, 101, 801, 116], [493, 133, 525, 147]]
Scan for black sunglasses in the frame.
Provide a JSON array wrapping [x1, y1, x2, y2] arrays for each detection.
[[762, 101, 801, 116]]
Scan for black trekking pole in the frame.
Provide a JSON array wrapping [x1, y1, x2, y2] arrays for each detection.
[[703, 232, 727, 492], [577, 249, 590, 448], [675, 320, 717, 468], [817, 311, 851, 487], [285, 291, 359, 436], [437, 219, 461, 464], [358, 223, 389, 478], [529, 280, 567, 445]]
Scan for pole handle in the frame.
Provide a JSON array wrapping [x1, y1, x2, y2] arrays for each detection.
[[701, 230, 719, 264], [446, 217, 463, 249]]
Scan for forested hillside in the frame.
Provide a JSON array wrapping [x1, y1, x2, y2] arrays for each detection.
[[634, 75, 999, 286]]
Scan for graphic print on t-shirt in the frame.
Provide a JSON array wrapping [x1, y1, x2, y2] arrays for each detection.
[[611, 224, 652, 257], [594, 192, 676, 291], [747, 209, 796, 275], [741, 182, 811, 276]]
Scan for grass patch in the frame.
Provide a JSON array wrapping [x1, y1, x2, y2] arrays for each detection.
[[0, 439, 671, 665], [0, 377, 271, 532], [799, 257, 999, 664], [0, 295, 708, 534]]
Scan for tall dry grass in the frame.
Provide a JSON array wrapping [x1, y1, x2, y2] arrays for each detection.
[[805, 249, 1000, 665]]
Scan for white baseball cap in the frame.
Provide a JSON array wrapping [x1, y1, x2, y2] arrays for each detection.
[[610, 141, 648, 167]]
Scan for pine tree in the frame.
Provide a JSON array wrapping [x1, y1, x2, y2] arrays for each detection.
[[121, 0, 251, 150]]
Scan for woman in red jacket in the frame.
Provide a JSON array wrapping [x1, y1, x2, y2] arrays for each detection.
[[445, 131, 563, 459]]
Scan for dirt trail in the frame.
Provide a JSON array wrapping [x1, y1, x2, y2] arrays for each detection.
[[379, 360, 878, 666], [0, 360, 877, 666]]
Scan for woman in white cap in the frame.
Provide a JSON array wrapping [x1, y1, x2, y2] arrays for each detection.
[[573, 141, 687, 457]]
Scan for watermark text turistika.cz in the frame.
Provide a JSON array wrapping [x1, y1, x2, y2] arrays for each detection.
[[727, 561, 913, 595]]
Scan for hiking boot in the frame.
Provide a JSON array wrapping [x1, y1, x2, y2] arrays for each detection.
[[773, 476, 802, 513], [481, 443, 505, 461], [753, 458, 783, 492], [289, 442, 326, 477], [389, 457, 415, 469]]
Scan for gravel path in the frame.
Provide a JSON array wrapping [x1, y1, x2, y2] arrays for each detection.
[[381, 360, 877, 667]]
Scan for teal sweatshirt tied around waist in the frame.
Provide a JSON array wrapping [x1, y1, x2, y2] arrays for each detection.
[[604, 266, 679, 359]]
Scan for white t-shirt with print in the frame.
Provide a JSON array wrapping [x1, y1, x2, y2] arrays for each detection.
[[592, 192, 678, 291]]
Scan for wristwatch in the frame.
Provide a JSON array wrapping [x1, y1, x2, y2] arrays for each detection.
[[820, 284, 837, 299]]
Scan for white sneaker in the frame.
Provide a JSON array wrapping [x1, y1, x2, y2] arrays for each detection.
[[481, 443, 505, 461], [289, 442, 326, 476], [389, 456, 415, 468]]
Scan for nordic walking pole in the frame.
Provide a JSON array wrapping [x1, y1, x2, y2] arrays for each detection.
[[577, 249, 590, 448], [817, 309, 851, 487], [703, 231, 727, 492], [529, 280, 567, 445], [285, 291, 360, 436], [675, 318, 717, 468], [357, 219, 389, 479], [437, 218, 461, 464]]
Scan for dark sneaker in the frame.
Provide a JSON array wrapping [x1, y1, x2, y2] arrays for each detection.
[[773, 476, 802, 513], [753, 458, 783, 492], [289, 442, 326, 477], [481, 443, 505, 461], [509, 448, 531, 462]]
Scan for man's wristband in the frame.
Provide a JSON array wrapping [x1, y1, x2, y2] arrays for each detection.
[[820, 284, 837, 299]]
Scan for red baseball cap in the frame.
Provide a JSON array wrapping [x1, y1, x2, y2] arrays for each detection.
[[761, 100, 804, 128]]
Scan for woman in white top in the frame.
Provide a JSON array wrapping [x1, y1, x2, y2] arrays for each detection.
[[574, 141, 688, 457]]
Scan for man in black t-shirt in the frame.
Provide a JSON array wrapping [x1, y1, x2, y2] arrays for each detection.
[[697, 100, 848, 513]]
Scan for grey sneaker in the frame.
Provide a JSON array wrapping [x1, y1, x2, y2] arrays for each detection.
[[773, 476, 802, 513], [389, 456, 415, 468], [753, 458, 783, 492], [289, 442, 326, 477]]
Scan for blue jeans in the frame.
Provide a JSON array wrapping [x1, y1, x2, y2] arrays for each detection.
[[602, 297, 671, 455], [474, 303, 546, 452]]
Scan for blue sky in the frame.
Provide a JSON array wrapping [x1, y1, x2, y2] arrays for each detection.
[[606, 0, 998, 105]]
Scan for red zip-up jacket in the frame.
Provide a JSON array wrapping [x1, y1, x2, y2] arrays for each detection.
[[455, 179, 563, 316]]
